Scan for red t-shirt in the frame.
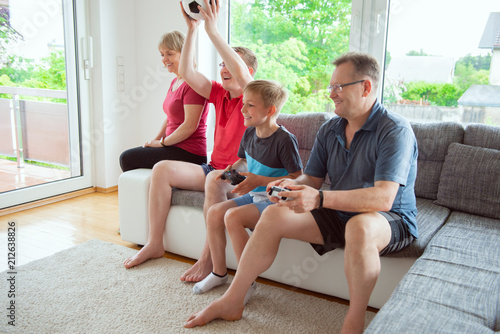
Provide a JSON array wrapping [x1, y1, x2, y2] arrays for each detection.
[[163, 78, 209, 157], [208, 81, 246, 170]]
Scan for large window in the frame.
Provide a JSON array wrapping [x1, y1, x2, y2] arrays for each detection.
[[382, 0, 500, 125], [0, 0, 92, 208], [230, 0, 353, 114], [230, 0, 500, 127]]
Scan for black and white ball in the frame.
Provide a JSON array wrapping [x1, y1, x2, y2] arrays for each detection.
[[182, 0, 214, 21]]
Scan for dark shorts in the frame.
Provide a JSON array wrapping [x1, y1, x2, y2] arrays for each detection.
[[310, 209, 414, 256], [201, 163, 216, 176]]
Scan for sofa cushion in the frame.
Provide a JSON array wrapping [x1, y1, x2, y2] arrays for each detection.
[[464, 123, 500, 150], [436, 143, 500, 219], [366, 212, 500, 333], [411, 122, 464, 200], [171, 189, 205, 208], [169, 113, 334, 209], [277, 112, 332, 171], [386, 198, 450, 258]]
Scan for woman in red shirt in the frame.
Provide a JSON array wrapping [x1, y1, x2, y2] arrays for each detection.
[[119, 31, 209, 172]]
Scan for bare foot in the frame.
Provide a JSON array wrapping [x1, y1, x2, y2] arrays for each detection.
[[340, 309, 365, 334], [180, 258, 212, 282], [184, 297, 244, 328], [123, 243, 165, 268]]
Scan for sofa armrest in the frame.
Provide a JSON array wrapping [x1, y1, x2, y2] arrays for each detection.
[[118, 169, 152, 245]]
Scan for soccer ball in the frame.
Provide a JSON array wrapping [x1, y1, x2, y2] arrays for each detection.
[[182, 0, 214, 21]]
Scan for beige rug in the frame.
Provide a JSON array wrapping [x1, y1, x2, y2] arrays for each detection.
[[0, 239, 376, 333]]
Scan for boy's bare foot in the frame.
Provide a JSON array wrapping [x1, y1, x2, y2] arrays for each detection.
[[180, 258, 212, 282], [123, 243, 165, 268], [184, 297, 244, 328]]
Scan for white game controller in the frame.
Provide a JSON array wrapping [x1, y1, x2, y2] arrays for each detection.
[[268, 186, 293, 201]]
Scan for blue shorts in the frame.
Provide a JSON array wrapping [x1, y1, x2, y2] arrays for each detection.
[[231, 193, 274, 214], [201, 163, 216, 176]]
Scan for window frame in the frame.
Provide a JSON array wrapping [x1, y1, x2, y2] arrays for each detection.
[[0, 0, 93, 209]]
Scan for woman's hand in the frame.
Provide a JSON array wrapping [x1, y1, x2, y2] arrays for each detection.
[[143, 139, 163, 148]]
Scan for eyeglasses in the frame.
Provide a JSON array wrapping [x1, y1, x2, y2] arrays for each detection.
[[219, 62, 251, 70], [327, 80, 365, 94]]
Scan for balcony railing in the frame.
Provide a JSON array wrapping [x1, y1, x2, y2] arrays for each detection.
[[0, 86, 67, 168]]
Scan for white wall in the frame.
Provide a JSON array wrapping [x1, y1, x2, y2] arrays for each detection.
[[88, 0, 221, 188]]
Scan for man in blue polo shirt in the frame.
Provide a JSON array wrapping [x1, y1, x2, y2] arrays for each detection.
[[184, 52, 418, 334]]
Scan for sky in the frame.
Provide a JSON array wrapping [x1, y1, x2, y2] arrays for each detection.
[[386, 0, 500, 59]]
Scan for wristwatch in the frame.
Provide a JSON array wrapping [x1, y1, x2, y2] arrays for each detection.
[[318, 190, 324, 209]]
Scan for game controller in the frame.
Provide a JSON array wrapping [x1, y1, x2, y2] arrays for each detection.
[[220, 170, 246, 185], [268, 186, 293, 201]]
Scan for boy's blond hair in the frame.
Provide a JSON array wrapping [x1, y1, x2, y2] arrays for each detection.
[[244, 80, 288, 115], [158, 30, 185, 52]]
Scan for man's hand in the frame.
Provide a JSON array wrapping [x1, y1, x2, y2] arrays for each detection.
[[198, 0, 220, 35], [179, 1, 203, 31], [267, 179, 321, 213]]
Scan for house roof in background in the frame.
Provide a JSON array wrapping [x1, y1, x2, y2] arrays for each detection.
[[386, 56, 455, 83], [458, 85, 500, 107], [479, 12, 500, 49]]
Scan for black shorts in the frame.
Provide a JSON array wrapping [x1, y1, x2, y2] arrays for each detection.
[[310, 209, 414, 256]]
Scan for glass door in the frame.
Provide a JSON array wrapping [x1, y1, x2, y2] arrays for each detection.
[[0, 0, 92, 209]]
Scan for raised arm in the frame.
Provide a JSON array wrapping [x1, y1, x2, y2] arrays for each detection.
[[200, 0, 254, 89], [179, 2, 212, 99]]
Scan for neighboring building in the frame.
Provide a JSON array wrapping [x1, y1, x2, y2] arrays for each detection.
[[454, 12, 500, 126], [478, 12, 500, 85], [386, 56, 455, 83], [458, 85, 500, 125]]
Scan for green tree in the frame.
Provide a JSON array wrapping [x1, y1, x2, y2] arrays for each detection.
[[402, 82, 463, 107], [231, 0, 352, 113], [406, 49, 432, 56], [0, 51, 67, 102], [456, 53, 491, 71], [454, 62, 489, 93]]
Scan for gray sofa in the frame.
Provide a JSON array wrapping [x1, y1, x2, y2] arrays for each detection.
[[366, 123, 500, 333], [119, 112, 500, 330]]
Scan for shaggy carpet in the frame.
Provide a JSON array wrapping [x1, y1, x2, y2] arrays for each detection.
[[0, 239, 376, 333]]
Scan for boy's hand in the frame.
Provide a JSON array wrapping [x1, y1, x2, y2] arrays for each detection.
[[216, 165, 232, 181], [231, 172, 259, 195]]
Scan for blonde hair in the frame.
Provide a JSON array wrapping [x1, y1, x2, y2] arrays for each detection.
[[158, 31, 185, 52], [233, 46, 258, 77], [244, 80, 288, 114]]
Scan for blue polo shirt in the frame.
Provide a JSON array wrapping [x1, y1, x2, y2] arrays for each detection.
[[305, 101, 418, 238]]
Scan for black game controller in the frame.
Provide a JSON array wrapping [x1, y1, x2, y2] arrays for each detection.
[[268, 186, 292, 201], [220, 169, 246, 185]]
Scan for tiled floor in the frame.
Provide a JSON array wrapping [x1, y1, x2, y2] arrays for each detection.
[[0, 159, 71, 193]]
